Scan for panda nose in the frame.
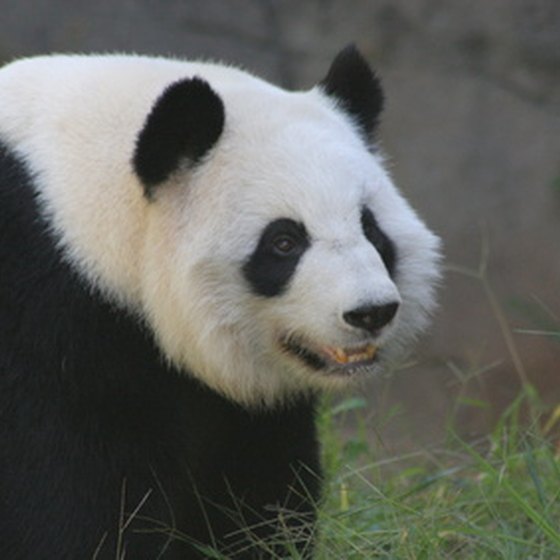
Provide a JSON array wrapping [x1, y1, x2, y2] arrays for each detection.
[[343, 302, 399, 334]]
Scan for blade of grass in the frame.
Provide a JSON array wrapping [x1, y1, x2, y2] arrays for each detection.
[[454, 435, 560, 549]]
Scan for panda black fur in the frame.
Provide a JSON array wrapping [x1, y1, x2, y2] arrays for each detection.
[[0, 47, 441, 559]]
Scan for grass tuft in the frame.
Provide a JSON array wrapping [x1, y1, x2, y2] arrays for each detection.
[[314, 386, 560, 559]]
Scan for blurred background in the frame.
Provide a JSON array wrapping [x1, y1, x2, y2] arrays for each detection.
[[1, 0, 558, 453]]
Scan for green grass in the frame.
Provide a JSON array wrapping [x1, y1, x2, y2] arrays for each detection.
[[313, 387, 560, 559]]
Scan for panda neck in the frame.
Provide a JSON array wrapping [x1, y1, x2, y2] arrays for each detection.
[[0, 142, 160, 394]]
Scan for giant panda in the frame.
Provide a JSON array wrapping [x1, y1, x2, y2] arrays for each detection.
[[0, 46, 440, 559]]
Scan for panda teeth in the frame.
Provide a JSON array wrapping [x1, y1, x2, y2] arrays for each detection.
[[325, 344, 377, 365], [281, 336, 378, 372], [333, 348, 349, 364]]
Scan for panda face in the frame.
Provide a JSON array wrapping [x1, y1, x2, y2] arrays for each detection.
[[236, 128, 402, 375], [137, 76, 441, 406]]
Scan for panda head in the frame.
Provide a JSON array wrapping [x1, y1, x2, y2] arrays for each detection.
[[132, 46, 441, 406]]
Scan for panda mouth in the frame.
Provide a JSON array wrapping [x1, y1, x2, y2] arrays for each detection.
[[281, 337, 379, 375]]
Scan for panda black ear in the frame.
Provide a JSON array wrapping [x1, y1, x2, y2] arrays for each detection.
[[319, 45, 384, 140], [133, 77, 225, 199]]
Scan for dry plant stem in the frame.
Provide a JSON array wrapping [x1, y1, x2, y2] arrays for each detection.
[[481, 276, 530, 387], [447, 233, 529, 388]]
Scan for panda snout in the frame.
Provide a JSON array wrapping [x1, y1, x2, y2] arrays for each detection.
[[342, 301, 399, 335]]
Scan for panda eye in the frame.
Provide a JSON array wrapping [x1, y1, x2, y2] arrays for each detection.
[[272, 234, 298, 256], [243, 218, 310, 297], [361, 206, 397, 276], [259, 219, 309, 259]]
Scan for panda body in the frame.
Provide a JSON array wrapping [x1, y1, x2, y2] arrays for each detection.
[[0, 48, 440, 559]]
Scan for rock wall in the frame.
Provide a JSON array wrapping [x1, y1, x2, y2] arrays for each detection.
[[1, 0, 559, 447]]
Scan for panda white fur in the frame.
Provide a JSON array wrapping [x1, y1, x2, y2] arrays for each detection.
[[0, 47, 440, 559]]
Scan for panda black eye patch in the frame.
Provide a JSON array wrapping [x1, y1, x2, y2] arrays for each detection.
[[243, 218, 310, 297], [361, 206, 397, 277]]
